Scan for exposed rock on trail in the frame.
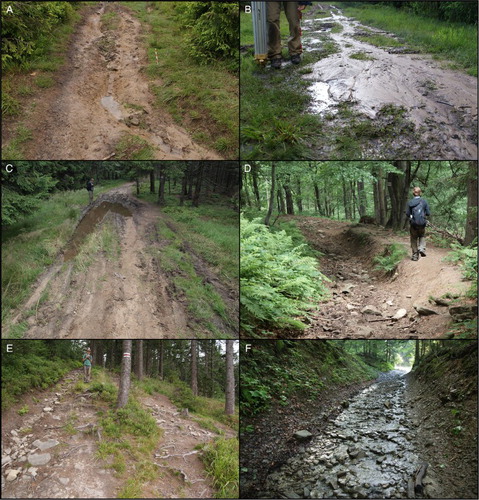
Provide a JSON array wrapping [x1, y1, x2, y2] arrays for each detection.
[[18, 2, 221, 160], [262, 370, 425, 499], [1, 371, 118, 498], [301, 7, 477, 159], [11, 184, 236, 339], [290, 217, 471, 338]]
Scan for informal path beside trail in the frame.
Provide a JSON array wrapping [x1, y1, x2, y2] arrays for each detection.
[[20, 2, 221, 160], [301, 6, 477, 159], [291, 217, 472, 338]]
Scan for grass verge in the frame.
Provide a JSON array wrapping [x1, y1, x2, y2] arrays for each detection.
[[341, 3, 477, 76], [200, 437, 239, 498], [124, 2, 238, 158], [1, 181, 127, 335]]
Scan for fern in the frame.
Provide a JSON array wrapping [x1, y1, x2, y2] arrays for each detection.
[[240, 216, 329, 334]]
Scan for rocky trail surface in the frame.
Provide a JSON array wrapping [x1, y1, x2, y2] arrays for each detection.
[[6, 2, 220, 160], [9, 183, 237, 339], [290, 216, 474, 338], [301, 6, 477, 159], [260, 370, 468, 499], [1, 370, 234, 498]]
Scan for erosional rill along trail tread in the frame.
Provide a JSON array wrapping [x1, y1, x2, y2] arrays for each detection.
[[24, 2, 221, 160], [302, 7, 477, 159], [291, 217, 469, 338], [23, 184, 190, 339]]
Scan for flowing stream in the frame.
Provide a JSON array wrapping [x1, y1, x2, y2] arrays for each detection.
[[264, 370, 424, 499]]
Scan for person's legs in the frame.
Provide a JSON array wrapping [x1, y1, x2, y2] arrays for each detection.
[[410, 226, 419, 260], [283, 2, 302, 57], [86, 366, 91, 382], [84, 365, 88, 382], [89, 190, 93, 203], [267, 2, 282, 61], [417, 226, 426, 256]]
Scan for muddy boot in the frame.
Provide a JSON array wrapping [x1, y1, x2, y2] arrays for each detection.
[[291, 54, 301, 64], [419, 249, 426, 257], [411, 252, 419, 261], [271, 57, 282, 69]]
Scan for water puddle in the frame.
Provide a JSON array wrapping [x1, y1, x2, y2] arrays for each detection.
[[63, 202, 131, 261], [101, 95, 123, 120], [308, 81, 336, 113]]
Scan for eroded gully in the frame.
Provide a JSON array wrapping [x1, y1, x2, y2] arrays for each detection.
[[263, 370, 429, 499]]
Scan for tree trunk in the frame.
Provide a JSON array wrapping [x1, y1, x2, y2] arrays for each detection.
[[136, 340, 144, 380], [357, 180, 366, 217], [252, 163, 261, 208], [117, 340, 132, 409], [150, 170, 155, 193], [283, 180, 295, 215], [192, 163, 203, 207], [277, 187, 286, 214], [387, 161, 412, 230], [158, 342, 164, 380], [342, 179, 350, 219], [225, 340, 235, 415], [464, 161, 478, 245], [180, 170, 188, 206], [314, 183, 322, 214], [158, 164, 166, 206], [264, 163, 276, 226], [191, 340, 198, 396], [296, 177, 303, 213]]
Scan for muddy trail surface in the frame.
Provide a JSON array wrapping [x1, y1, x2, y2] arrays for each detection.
[[260, 370, 456, 499], [11, 2, 220, 160], [11, 184, 237, 339], [300, 5, 477, 159], [1, 370, 234, 498], [289, 217, 473, 338]]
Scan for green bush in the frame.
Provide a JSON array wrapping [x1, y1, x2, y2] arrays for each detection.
[[445, 242, 478, 298], [240, 215, 329, 334], [2, 2, 75, 69], [175, 2, 239, 72]]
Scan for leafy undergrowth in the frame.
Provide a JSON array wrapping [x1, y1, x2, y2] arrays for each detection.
[[240, 340, 379, 418], [1, 180, 127, 337], [240, 216, 329, 336], [373, 242, 408, 274], [1, 342, 80, 410]]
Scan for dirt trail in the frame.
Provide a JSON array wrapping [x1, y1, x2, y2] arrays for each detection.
[[301, 6, 477, 159], [12, 183, 235, 339], [1, 370, 235, 498], [1, 370, 118, 498], [19, 2, 221, 160], [140, 393, 236, 499], [290, 216, 472, 338]]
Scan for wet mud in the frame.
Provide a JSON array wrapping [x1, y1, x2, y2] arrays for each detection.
[[63, 201, 132, 261], [301, 7, 477, 159], [262, 370, 432, 499], [20, 2, 221, 160]]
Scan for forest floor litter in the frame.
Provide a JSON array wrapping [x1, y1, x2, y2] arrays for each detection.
[[289, 216, 473, 338], [9, 183, 237, 339], [2, 2, 221, 160]]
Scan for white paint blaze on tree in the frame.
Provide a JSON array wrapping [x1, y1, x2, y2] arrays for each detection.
[[117, 340, 132, 409], [225, 340, 235, 415]]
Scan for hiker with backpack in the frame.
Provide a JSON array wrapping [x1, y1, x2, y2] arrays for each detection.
[[87, 178, 94, 204], [406, 187, 430, 261]]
